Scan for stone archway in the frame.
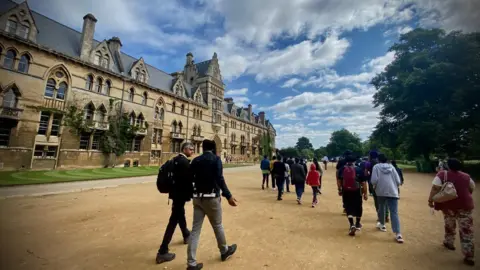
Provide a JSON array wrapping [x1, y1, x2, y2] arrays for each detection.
[[213, 135, 222, 156]]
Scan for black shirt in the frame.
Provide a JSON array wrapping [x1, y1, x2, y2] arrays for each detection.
[[190, 151, 232, 199]]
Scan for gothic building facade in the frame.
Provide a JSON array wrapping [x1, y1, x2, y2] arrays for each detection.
[[0, 0, 276, 171]]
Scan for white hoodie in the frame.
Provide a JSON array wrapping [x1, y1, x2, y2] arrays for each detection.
[[371, 163, 401, 198]]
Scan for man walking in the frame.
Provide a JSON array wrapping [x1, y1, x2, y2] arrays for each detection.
[[260, 155, 270, 190], [272, 155, 287, 200], [322, 155, 329, 170], [156, 142, 194, 264], [187, 140, 238, 270], [270, 156, 277, 190], [291, 157, 306, 204]]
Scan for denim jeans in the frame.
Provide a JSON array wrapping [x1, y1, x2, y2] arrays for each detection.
[[377, 196, 400, 234], [276, 176, 285, 199], [294, 182, 305, 200]]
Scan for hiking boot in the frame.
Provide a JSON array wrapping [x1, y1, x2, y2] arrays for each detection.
[[221, 244, 237, 261], [187, 263, 204, 270], [443, 242, 455, 250], [156, 252, 175, 264], [349, 226, 356, 236], [464, 257, 475, 266]]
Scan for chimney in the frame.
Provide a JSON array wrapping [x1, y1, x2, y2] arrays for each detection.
[[248, 104, 252, 118], [186, 52, 194, 66], [80, 13, 97, 61], [224, 97, 233, 103], [259, 111, 265, 125], [107, 36, 122, 54]]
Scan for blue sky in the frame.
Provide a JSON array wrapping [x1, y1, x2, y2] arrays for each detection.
[[25, 0, 479, 148]]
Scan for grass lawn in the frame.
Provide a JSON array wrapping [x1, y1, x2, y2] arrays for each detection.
[[397, 163, 416, 170], [0, 163, 250, 187]]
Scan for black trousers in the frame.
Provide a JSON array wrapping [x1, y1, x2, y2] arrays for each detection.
[[342, 190, 363, 217], [271, 173, 276, 188], [276, 176, 285, 199], [159, 199, 190, 254]]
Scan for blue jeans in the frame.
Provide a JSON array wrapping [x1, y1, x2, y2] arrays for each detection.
[[276, 176, 285, 199], [377, 196, 401, 234], [294, 182, 304, 200]]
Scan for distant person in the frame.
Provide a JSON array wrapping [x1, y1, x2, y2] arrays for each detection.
[[270, 156, 277, 190], [371, 154, 404, 243], [284, 157, 291, 193], [428, 158, 475, 266], [187, 140, 238, 270], [260, 155, 270, 190], [313, 158, 324, 194], [322, 155, 329, 170], [291, 157, 307, 204], [306, 163, 321, 208], [272, 156, 286, 200], [338, 155, 368, 236], [156, 143, 194, 265]]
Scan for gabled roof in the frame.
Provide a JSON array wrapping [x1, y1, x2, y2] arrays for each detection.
[[195, 60, 211, 77]]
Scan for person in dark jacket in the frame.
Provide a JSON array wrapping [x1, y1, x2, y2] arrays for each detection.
[[156, 142, 194, 264], [272, 155, 287, 201], [291, 158, 307, 204], [391, 160, 404, 185], [260, 155, 270, 190], [336, 150, 352, 214], [187, 140, 238, 270]]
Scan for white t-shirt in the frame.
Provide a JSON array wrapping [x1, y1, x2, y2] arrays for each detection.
[[432, 175, 475, 189], [322, 156, 329, 162]]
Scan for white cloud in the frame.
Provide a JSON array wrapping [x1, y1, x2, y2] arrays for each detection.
[[230, 97, 250, 107], [384, 25, 413, 37], [275, 112, 299, 120], [225, 88, 248, 96], [253, 91, 263, 96]]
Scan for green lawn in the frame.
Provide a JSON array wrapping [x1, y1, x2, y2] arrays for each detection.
[[397, 163, 416, 170], [0, 163, 250, 187]]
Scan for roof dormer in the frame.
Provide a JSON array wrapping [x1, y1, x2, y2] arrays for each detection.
[[172, 77, 187, 98], [0, 1, 38, 42], [130, 57, 149, 84], [89, 40, 114, 70]]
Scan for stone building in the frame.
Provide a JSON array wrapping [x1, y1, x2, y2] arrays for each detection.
[[0, 0, 276, 171]]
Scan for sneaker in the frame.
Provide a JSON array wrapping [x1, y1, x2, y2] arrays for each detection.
[[349, 226, 356, 236], [187, 263, 204, 270], [273, 187, 277, 191], [296, 199, 301, 205], [443, 242, 455, 250], [376, 222, 387, 232], [355, 223, 363, 231], [395, 234, 404, 243], [221, 244, 237, 261], [156, 252, 175, 264], [312, 204, 315, 208], [464, 257, 475, 266]]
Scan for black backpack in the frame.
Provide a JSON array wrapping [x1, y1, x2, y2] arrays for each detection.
[[156, 158, 175, 194]]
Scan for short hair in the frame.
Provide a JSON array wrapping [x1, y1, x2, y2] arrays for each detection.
[[263, 155, 267, 159], [202, 140, 216, 152], [378, 153, 388, 163], [447, 158, 462, 171], [272, 155, 276, 160], [346, 155, 356, 163], [294, 157, 299, 163], [181, 142, 193, 151], [276, 155, 282, 161]]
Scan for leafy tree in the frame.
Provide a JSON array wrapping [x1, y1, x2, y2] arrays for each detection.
[[314, 146, 327, 158], [279, 147, 299, 158], [325, 129, 363, 157], [301, 148, 314, 160], [372, 28, 480, 160], [295, 136, 313, 151], [260, 132, 273, 158]]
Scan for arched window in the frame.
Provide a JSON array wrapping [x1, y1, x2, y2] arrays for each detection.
[[142, 92, 147, 105], [171, 121, 177, 133], [181, 104, 185, 115], [3, 50, 16, 69], [136, 114, 144, 127], [139, 71, 145, 82], [85, 75, 93, 90], [129, 113, 136, 125], [159, 108, 164, 120], [18, 54, 30, 73], [198, 126, 201, 136], [95, 77, 102, 93], [3, 88, 17, 108], [172, 101, 176, 113], [18, 21, 30, 39], [154, 106, 160, 120], [44, 78, 55, 98], [83, 103, 94, 121], [103, 80, 111, 95], [102, 54, 109, 68], [6, 19, 17, 34], [135, 68, 140, 80], [57, 82, 67, 100], [224, 123, 227, 134], [178, 122, 183, 134], [192, 125, 197, 136], [128, 88, 134, 101], [95, 106, 107, 123], [193, 108, 196, 118], [94, 51, 101, 65]]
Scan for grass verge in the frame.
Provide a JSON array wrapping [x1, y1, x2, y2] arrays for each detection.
[[0, 163, 251, 187]]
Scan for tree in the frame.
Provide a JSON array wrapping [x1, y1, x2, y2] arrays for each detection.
[[301, 148, 314, 160], [325, 129, 363, 157], [372, 28, 480, 160], [279, 147, 299, 158], [295, 137, 313, 151], [260, 132, 273, 158], [314, 146, 327, 158]]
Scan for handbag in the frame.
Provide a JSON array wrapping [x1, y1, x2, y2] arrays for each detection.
[[432, 170, 458, 203]]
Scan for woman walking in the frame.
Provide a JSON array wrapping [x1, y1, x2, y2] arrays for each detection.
[[428, 158, 475, 266], [306, 164, 321, 208], [313, 158, 324, 194]]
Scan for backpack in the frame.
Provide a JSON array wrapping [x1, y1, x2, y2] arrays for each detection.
[[156, 158, 175, 194], [342, 165, 359, 191]]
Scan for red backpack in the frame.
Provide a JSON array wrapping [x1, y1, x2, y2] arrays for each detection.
[[342, 165, 359, 191]]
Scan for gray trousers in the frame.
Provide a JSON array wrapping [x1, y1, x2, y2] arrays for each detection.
[[187, 197, 228, 267]]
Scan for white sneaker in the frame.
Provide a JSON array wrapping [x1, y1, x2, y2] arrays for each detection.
[[395, 234, 404, 243], [376, 222, 387, 232]]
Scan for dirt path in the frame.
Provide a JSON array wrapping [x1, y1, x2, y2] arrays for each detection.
[[0, 165, 478, 270]]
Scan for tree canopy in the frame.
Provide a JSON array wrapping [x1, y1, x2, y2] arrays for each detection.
[[295, 136, 313, 151], [325, 129, 363, 157]]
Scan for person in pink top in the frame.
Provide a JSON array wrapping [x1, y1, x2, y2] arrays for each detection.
[[428, 158, 476, 267]]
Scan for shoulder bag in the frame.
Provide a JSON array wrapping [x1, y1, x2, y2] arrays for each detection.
[[432, 170, 458, 203]]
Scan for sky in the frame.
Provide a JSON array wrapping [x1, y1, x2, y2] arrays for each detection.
[[23, 0, 480, 148]]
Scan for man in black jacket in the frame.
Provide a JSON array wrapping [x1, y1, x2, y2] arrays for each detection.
[[156, 142, 194, 264], [186, 140, 238, 270], [272, 155, 286, 201], [291, 158, 306, 204]]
